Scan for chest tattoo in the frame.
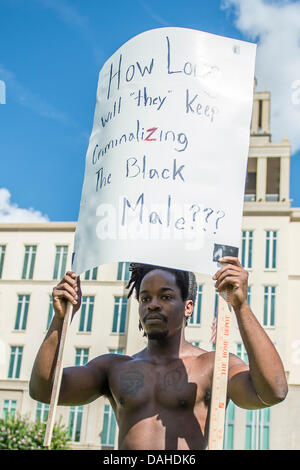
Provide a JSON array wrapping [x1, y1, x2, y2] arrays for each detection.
[[161, 367, 184, 392], [119, 370, 144, 397]]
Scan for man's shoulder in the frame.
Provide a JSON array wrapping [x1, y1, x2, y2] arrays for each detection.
[[192, 347, 215, 361], [182, 346, 215, 371], [87, 351, 143, 370], [91, 352, 134, 364], [193, 349, 247, 369]]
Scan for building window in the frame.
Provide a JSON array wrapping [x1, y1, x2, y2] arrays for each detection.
[[266, 158, 280, 201], [101, 404, 117, 447], [79, 296, 94, 332], [46, 296, 54, 330], [265, 231, 277, 269], [36, 402, 49, 423], [14, 295, 30, 330], [22, 245, 37, 279], [214, 292, 219, 316], [75, 348, 89, 366], [259, 408, 270, 449], [237, 343, 249, 364], [190, 285, 202, 325], [84, 267, 98, 280], [0, 245, 6, 278], [241, 231, 253, 269], [2, 400, 17, 420], [263, 286, 276, 327], [191, 341, 200, 347], [117, 262, 130, 282], [109, 348, 124, 355], [210, 293, 219, 350], [245, 408, 270, 450], [112, 297, 127, 334], [237, 344, 270, 450], [244, 158, 257, 201], [68, 406, 83, 442], [224, 400, 235, 449], [8, 346, 23, 379], [247, 286, 252, 307], [53, 246, 68, 280], [258, 99, 263, 132], [245, 410, 256, 450]]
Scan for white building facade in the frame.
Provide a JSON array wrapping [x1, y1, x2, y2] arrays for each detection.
[[0, 83, 300, 450]]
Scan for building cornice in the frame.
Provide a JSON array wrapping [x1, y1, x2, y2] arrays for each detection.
[[248, 143, 291, 158], [243, 204, 300, 219], [0, 379, 29, 391], [0, 222, 76, 231], [290, 209, 300, 222]]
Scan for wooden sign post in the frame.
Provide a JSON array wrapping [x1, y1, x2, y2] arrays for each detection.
[[43, 302, 73, 448], [208, 293, 231, 450]]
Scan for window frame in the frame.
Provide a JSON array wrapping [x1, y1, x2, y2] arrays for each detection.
[[263, 285, 276, 328], [189, 285, 202, 326], [21, 245, 37, 280], [8, 346, 23, 379], [78, 296, 95, 333], [14, 295, 30, 331], [265, 230, 277, 270], [112, 296, 128, 334], [53, 245, 68, 280], [241, 230, 253, 269]]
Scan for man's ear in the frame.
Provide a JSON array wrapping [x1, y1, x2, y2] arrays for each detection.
[[184, 299, 194, 323]]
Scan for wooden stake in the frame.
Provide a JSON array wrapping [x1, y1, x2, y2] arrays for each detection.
[[43, 301, 73, 448], [208, 294, 231, 450]]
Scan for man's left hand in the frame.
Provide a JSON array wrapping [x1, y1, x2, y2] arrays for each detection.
[[213, 257, 248, 312]]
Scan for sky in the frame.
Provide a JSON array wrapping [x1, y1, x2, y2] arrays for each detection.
[[0, 0, 300, 222]]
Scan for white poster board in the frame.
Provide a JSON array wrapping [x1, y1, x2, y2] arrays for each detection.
[[72, 27, 256, 276]]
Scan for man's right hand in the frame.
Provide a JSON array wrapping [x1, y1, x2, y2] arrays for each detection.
[[52, 271, 81, 319]]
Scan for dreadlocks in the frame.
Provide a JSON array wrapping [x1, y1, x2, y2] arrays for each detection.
[[126, 263, 197, 329]]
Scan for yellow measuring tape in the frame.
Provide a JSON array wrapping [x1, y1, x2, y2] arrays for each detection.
[[208, 293, 231, 450]]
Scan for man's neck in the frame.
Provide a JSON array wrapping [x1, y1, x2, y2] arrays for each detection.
[[146, 328, 190, 360]]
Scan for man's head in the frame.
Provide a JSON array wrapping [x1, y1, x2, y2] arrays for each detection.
[[127, 263, 197, 339]]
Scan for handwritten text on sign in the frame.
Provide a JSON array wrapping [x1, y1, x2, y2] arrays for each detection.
[[73, 27, 256, 275]]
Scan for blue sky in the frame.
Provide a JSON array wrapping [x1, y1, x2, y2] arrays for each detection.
[[1, 0, 300, 221]]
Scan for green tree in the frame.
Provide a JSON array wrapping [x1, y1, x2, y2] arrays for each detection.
[[0, 414, 71, 450]]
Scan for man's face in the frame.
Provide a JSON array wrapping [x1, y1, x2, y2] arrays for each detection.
[[138, 269, 192, 340]]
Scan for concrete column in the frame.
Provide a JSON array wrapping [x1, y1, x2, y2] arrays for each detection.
[[256, 157, 267, 201], [251, 99, 259, 134], [262, 98, 270, 134], [280, 156, 290, 202]]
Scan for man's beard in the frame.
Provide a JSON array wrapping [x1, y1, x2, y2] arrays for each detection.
[[147, 329, 169, 340]]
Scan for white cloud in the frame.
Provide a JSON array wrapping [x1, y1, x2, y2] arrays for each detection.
[[222, 0, 300, 153], [0, 188, 49, 223]]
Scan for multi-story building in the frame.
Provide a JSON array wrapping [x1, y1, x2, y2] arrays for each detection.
[[0, 81, 299, 450]]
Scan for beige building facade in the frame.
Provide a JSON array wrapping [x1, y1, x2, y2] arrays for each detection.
[[0, 83, 300, 450]]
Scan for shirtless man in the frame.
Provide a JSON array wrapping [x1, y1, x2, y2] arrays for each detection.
[[29, 257, 288, 450]]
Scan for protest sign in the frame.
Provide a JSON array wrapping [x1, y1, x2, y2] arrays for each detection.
[[72, 27, 256, 276]]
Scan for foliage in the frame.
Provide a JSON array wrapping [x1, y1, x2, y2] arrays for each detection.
[[0, 413, 71, 450]]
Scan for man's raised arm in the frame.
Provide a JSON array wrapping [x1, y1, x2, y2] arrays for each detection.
[[213, 257, 288, 409], [29, 272, 108, 406]]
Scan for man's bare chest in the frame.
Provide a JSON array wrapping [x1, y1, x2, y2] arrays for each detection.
[[108, 359, 212, 411]]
